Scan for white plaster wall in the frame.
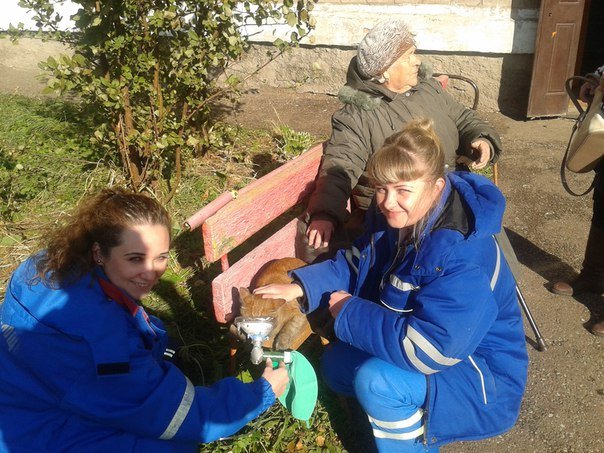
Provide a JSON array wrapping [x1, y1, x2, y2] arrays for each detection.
[[3, 1, 539, 54], [240, 3, 539, 54], [1, 0, 538, 111]]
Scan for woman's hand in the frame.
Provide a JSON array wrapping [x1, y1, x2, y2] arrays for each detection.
[[253, 283, 304, 301], [468, 139, 491, 169], [579, 80, 598, 103], [261, 359, 289, 398], [307, 219, 335, 249], [329, 290, 352, 318]]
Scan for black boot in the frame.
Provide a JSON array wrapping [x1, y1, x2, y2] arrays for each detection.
[[552, 224, 604, 296]]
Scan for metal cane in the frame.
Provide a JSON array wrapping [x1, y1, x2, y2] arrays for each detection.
[[495, 231, 547, 351], [516, 285, 547, 351]]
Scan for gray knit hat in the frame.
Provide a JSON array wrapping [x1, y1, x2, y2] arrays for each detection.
[[357, 19, 416, 79]]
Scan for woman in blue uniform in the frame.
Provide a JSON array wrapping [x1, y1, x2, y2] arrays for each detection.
[[0, 188, 288, 452], [255, 120, 528, 452]]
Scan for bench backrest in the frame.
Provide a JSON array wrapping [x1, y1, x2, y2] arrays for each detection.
[[187, 143, 323, 323]]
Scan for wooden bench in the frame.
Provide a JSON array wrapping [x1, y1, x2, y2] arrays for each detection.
[[183, 143, 324, 350]]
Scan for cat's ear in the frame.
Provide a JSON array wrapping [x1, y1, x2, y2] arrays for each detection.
[[238, 287, 252, 315], [238, 287, 252, 302]]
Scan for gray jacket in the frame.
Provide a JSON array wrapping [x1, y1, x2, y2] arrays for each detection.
[[307, 57, 503, 225]]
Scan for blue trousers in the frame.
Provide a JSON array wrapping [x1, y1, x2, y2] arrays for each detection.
[[321, 342, 438, 453]]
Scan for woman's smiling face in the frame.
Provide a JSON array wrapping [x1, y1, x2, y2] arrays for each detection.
[[94, 223, 170, 300], [374, 177, 444, 229]]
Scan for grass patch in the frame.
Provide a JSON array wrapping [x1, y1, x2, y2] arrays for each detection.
[[0, 94, 119, 280], [0, 94, 351, 452], [0, 95, 112, 222]]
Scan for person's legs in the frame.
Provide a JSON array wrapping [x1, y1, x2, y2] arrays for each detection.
[[579, 223, 604, 291], [589, 175, 604, 335], [320, 341, 373, 396], [552, 170, 604, 335], [354, 357, 437, 453], [320, 343, 377, 451], [551, 224, 604, 296], [321, 343, 436, 452]]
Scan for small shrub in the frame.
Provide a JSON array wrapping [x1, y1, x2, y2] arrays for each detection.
[[273, 125, 314, 161]]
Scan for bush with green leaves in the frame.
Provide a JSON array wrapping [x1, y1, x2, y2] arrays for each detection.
[[11, 0, 317, 201], [273, 124, 314, 162]]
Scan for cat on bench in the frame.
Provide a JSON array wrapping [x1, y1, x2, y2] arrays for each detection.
[[237, 257, 313, 350]]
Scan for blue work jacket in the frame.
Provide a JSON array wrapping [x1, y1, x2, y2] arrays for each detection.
[[293, 172, 528, 447], [0, 259, 275, 452]]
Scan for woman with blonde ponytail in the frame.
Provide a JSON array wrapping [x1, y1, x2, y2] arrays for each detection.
[[255, 119, 528, 452], [366, 118, 446, 248], [0, 187, 288, 452]]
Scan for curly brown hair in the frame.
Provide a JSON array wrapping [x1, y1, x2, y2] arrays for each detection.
[[36, 187, 172, 284]]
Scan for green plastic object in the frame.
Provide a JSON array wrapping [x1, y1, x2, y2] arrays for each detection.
[[277, 350, 318, 427]]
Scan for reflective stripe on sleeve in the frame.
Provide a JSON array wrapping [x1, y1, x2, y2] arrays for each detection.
[[402, 336, 438, 374], [1, 324, 18, 352], [159, 377, 195, 440], [389, 275, 420, 292], [490, 236, 501, 290], [402, 325, 461, 374], [380, 299, 413, 313]]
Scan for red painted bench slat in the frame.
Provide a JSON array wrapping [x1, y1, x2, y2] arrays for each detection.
[[211, 219, 299, 323], [202, 143, 323, 263]]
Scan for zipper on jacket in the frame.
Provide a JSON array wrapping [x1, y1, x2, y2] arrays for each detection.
[[379, 234, 409, 291], [423, 376, 431, 446], [355, 233, 376, 298], [379, 247, 401, 291], [370, 234, 375, 268], [353, 234, 376, 297]]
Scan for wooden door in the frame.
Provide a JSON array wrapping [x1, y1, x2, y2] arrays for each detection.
[[527, 0, 587, 118]]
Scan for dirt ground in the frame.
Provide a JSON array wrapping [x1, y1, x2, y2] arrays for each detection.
[[222, 86, 604, 453]]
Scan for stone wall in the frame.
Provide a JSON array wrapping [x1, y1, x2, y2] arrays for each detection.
[[0, 37, 532, 114], [232, 0, 539, 113], [230, 44, 531, 114], [330, 0, 538, 6]]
